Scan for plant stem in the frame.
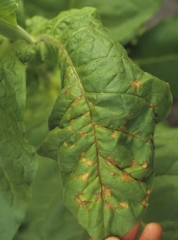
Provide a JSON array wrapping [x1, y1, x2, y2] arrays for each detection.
[[0, 20, 34, 43]]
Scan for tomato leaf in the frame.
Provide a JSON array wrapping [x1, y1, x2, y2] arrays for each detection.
[[36, 8, 172, 239]]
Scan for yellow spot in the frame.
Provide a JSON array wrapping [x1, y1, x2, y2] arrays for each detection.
[[70, 144, 76, 149], [105, 202, 115, 210], [110, 172, 115, 176], [75, 196, 90, 208], [106, 160, 112, 167], [142, 162, 148, 169], [106, 156, 115, 162], [111, 132, 117, 140], [140, 198, 148, 207], [83, 112, 88, 117], [80, 152, 85, 157], [81, 172, 89, 182], [146, 189, 151, 196], [79, 131, 88, 137], [132, 79, 141, 89], [119, 202, 128, 209], [81, 158, 94, 167], [64, 142, 68, 147], [120, 171, 132, 182], [147, 139, 152, 144], [102, 186, 112, 197], [68, 126, 73, 131], [130, 160, 138, 167], [149, 102, 155, 108]]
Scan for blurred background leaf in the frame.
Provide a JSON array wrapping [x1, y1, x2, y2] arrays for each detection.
[[22, 0, 163, 44], [129, 15, 178, 97], [138, 123, 178, 240]]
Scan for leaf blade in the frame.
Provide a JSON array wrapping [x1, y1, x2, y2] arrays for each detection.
[[0, 40, 37, 240], [37, 8, 172, 239], [0, 0, 17, 26]]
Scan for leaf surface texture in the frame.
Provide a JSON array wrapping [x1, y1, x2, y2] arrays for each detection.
[[0, 40, 37, 240], [36, 8, 172, 239]]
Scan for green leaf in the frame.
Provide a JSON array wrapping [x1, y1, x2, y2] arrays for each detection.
[[35, 7, 172, 239], [23, 0, 163, 44], [129, 15, 178, 97], [141, 124, 178, 240], [0, 0, 17, 26], [0, 39, 37, 240]]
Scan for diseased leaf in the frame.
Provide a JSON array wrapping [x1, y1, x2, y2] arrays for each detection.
[[0, 0, 17, 26], [0, 39, 37, 240], [36, 8, 172, 239], [129, 15, 178, 97], [141, 124, 178, 240]]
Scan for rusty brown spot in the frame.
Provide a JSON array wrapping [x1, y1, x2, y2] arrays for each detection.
[[80, 152, 85, 157], [140, 198, 148, 208], [111, 132, 117, 140], [132, 79, 141, 89], [81, 172, 89, 182], [63, 88, 70, 95], [105, 202, 115, 210], [70, 144, 76, 149], [106, 156, 115, 162], [110, 172, 115, 176], [130, 160, 138, 167], [128, 133, 135, 138], [68, 126, 73, 131], [120, 171, 132, 182], [83, 112, 88, 117], [102, 186, 112, 197], [146, 189, 151, 196], [137, 131, 143, 136], [118, 125, 126, 133], [142, 162, 148, 169], [149, 102, 155, 108], [118, 201, 128, 209], [81, 158, 94, 167], [75, 196, 90, 208], [95, 192, 102, 201], [126, 114, 132, 120], [79, 131, 88, 137], [147, 139, 152, 144]]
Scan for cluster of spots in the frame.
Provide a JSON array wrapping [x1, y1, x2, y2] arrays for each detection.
[[140, 189, 151, 208], [81, 157, 94, 167]]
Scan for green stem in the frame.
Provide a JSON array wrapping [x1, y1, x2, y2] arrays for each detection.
[[0, 20, 34, 43]]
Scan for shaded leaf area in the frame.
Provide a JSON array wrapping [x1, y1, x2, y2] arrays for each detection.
[[141, 124, 178, 240], [13, 157, 89, 240], [0, 40, 37, 240], [35, 8, 172, 239], [14, 79, 89, 240], [0, 0, 17, 26], [129, 15, 178, 97], [22, 0, 163, 45]]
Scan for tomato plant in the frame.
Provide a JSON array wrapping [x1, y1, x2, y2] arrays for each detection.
[[0, 1, 177, 240]]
